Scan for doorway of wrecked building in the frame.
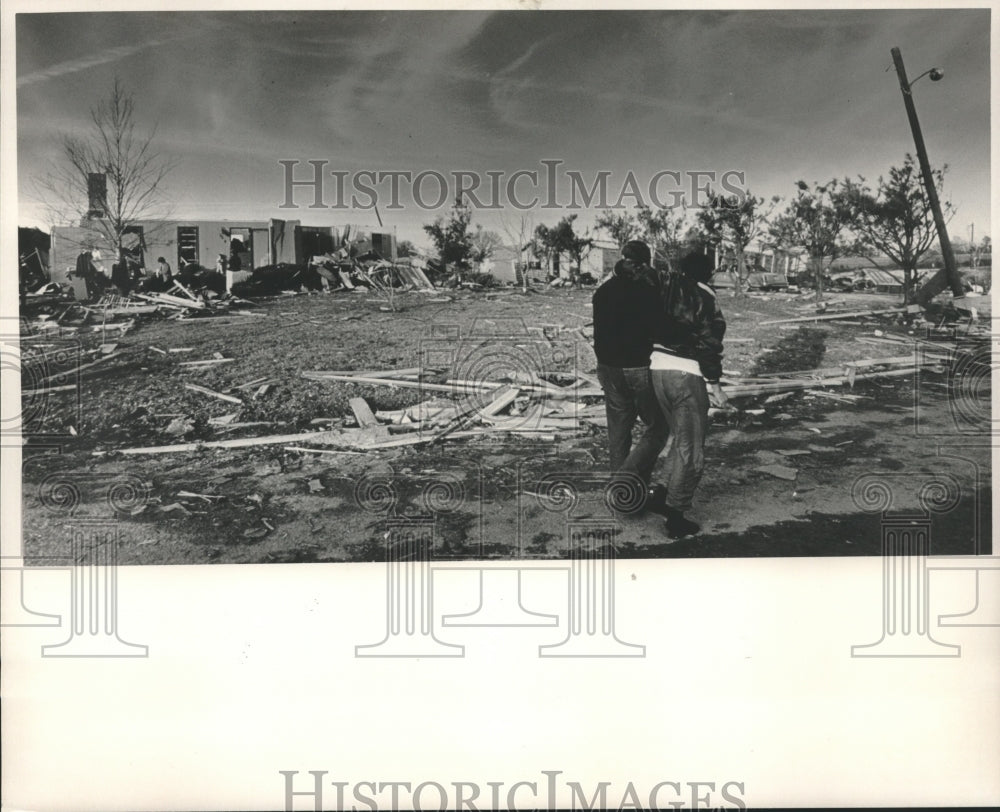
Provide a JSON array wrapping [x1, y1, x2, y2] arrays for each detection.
[[122, 225, 146, 273], [177, 226, 199, 270], [228, 227, 253, 272], [298, 227, 335, 260]]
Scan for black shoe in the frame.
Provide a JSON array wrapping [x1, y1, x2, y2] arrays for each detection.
[[645, 485, 669, 517], [665, 509, 700, 539]]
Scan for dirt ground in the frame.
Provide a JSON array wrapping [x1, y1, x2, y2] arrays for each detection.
[[18, 286, 992, 564]]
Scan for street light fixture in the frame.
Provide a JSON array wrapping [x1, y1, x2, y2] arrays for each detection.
[[890, 47, 967, 306]]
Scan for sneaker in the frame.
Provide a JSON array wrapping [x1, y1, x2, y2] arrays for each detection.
[[665, 508, 700, 539]]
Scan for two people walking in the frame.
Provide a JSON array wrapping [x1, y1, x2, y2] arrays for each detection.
[[593, 240, 727, 539]]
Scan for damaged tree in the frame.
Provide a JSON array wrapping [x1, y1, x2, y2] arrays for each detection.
[[841, 155, 953, 305], [770, 180, 852, 302], [38, 76, 175, 260], [423, 198, 475, 284], [696, 191, 778, 298]]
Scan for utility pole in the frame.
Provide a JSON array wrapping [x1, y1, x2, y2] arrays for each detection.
[[890, 46, 966, 304]]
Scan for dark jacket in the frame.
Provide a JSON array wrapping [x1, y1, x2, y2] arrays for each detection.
[[651, 268, 726, 382], [592, 259, 659, 368], [75, 251, 96, 279]]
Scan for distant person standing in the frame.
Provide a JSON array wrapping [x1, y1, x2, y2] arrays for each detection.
[[111, 250, 131, 295], [592, 240, 670, 515], [74, 248, 101, 301], [156, 256, 172, 290]]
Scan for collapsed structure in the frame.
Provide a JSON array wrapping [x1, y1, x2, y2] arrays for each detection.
[[47, 218, 398, 299]]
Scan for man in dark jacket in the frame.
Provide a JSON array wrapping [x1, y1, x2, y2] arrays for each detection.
[[649, 250, 727, 538], [592, 240, 669, 515]]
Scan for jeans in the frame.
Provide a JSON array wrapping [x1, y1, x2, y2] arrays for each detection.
[[596, 363, 669, 487], [650, 369, 709, 512]]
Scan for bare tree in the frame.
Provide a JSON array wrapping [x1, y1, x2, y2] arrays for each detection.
[[497, 210, 536, 292], [637, 205, 688, 269], [595, 208, 640, 251], [37, 76, 176, 260]]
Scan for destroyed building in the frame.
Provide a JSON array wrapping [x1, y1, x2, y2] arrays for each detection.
[[48, 218, 397, 298]]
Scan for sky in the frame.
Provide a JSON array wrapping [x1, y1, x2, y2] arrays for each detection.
[[14, 7, 991, 249]]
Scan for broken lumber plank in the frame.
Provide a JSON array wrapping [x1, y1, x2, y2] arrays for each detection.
[[231, 376, 274, 390], [97, 430, 343, 456], [183, 383, 243, 405], [170, 280, 200, 301], [410, 266, 435, 289], [89, 305, 159, 316], [760, 305, 920, 326], [134, 292, 207, 310], [178, 358, 236, 367], [349, 397, 381, 428], [360, 426, 557, 450], [751, 353, 950, 380], [37, 351, 122, 385], [283, 446, 369, 456], [478, 386, 520, 417], [21, 383, 78, 395], [433, 385, 521, 443], [303, 371, 599, 398], [805, 389, 867, 403], [326, 367, 423, 379], [724, 365, 933, 397]]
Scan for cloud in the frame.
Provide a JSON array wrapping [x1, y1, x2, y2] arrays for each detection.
[[17, 32, 196, 88]]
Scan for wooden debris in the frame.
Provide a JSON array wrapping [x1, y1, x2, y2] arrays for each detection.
[[805, 389, 868, 403], [208, 413, 239, 426], [99, 429, 344, 456], [348, 396, 381, 428], [37, 351, 122, 386], [20, 383, 78, 396], [760, 304, 921, 326], [283, 446, 368, 456], [170, 280, 201, 301], [184, 383, 243, 405], [134, 292, 206, 310], [178, 358, 235, 367]]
